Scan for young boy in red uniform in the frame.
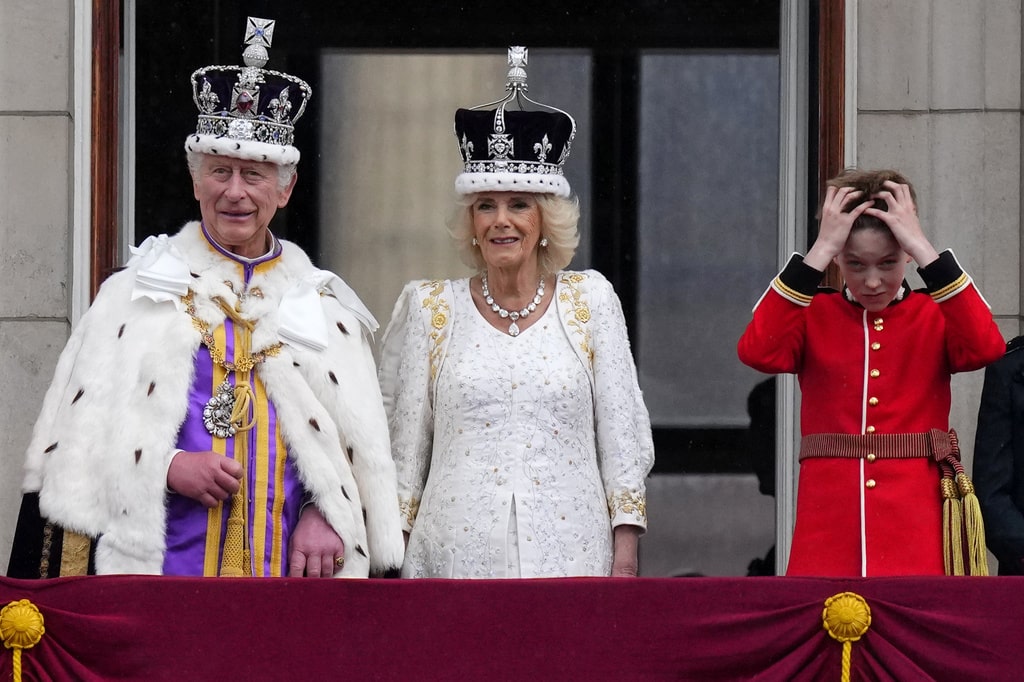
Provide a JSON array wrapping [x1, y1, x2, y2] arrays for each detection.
[[738, 168, 1005, 576]]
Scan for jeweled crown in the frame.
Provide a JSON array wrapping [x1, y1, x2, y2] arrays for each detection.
[[454, 47, 577, 197], [184, 17, 312, 166]]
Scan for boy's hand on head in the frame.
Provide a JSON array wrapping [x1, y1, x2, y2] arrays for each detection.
[[805, 185, 872, 271], [865, 180, 939, 267]]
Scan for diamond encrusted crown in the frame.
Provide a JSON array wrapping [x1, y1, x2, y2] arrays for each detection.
[[454, 47, 577, 197], [185, 17, 312, 166]]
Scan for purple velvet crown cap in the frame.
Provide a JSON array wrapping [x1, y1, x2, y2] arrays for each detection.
[[184, 17, 312, 166]]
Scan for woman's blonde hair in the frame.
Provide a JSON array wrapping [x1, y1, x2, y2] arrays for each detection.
[[447, 192, 581, 274]]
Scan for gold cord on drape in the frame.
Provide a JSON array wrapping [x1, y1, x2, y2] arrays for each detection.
[[822, 592, 871, 682]]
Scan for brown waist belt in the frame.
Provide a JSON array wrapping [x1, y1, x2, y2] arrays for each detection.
[[802, 429, 987, 577], [799, 429, 960, 463]]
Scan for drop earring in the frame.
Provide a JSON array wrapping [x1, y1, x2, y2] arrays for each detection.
[[472, 237, 478, 246]]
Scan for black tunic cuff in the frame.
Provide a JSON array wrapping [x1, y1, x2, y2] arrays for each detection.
[[917, 250, 963, 292], [777, 254, 824, 298]]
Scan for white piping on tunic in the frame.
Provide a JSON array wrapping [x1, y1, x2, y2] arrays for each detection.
[[859, 309, 870, 578]]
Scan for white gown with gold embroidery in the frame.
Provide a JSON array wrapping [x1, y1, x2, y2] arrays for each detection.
[[380, 272, 654, 578]]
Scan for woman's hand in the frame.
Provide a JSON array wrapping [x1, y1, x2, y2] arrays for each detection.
[[611, 525, 642, 577], [804, 185, 872, 271]]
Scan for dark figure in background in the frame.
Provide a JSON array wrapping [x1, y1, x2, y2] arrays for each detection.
[[974, 337, 1024, 575], [745, 377, 777, 576]]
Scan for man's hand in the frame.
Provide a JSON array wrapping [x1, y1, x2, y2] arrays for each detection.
[[288, 505, 345, 578], [166, 450, 242, 508]]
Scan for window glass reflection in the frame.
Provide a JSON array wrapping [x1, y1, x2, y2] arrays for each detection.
[[637, 52, 780, 576]]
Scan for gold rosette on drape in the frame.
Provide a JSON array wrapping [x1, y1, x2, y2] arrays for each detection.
[[1, 599, 45, 682], [822, 592, 871, 682]]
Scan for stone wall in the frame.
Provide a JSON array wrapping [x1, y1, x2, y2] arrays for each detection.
[[855, 0, 1023, 468], [0, 0, 73, 572]]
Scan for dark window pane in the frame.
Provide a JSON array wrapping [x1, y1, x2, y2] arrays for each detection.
[[638, 52, 780, 430]]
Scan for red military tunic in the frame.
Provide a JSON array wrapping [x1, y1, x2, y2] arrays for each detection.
[[738, 251, 1005, 576]]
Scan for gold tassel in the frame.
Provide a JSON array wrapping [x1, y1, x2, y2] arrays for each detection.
[[957, 472, 989, 576], [212, 412, 253, 577], [941, 477, 964, 576], [220, 491, 249, 577], [212, 297, 257, 578]]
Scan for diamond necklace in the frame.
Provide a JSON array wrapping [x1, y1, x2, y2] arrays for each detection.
[[481, 273, 545, 337]]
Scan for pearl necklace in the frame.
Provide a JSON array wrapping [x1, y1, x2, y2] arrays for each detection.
[[481, 273, 545, 337]]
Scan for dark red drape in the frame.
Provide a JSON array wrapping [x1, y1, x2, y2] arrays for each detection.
[[2, 575, 1022, 681]]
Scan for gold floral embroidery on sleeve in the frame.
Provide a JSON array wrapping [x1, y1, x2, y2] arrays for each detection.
[[558, 272, 594, 366], [608, 491, 647, 522], [419, 281, 450, 381]]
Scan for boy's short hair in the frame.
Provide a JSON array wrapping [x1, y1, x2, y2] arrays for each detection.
[[821, 168, 917, 234]]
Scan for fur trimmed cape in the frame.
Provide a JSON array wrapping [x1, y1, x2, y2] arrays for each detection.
[[21, 221, 404, 577]]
